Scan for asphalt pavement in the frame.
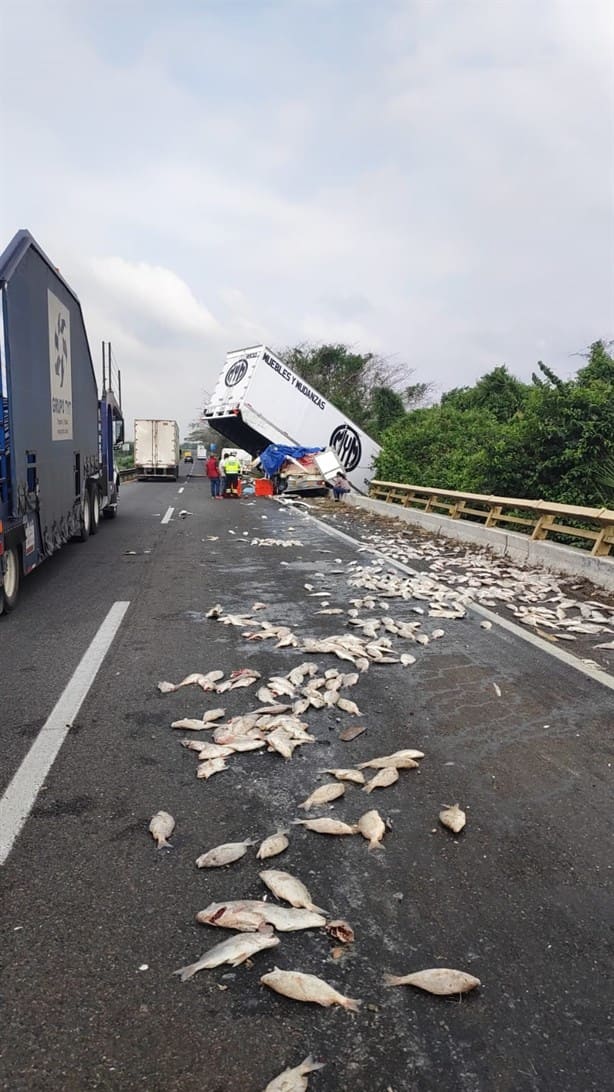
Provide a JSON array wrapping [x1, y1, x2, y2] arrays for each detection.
[[0, 475, 612, 1092]]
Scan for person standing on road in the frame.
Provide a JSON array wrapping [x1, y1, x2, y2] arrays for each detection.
[[205, 454, 222, 498], [221, 454, 241, 496], [330, 471, 351, 501]]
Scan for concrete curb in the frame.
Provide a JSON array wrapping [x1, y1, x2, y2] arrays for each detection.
[[346, 496, 614, 593]]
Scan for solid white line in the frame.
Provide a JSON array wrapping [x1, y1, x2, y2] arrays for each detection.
[[309, 512, 614, 693], [178, 486, 184, 494], [161, 506, 174, 524], [0, 601, 130, 866]]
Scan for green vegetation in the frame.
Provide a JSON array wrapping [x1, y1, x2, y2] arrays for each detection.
[[286, 340, 614, 507]]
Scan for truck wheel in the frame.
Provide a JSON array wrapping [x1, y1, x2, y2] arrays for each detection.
[[2, 546, 20, 612], [79, 491, 91, 541], [90, 486, 100, 535]]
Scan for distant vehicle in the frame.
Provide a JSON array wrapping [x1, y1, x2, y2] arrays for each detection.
[[134, 420, 179, 481], [203, 345, 380, 494], [0, 230, 124, 613], [196, 443, 208, 461], [183, 450, 193, 463], [221, 446, 252, 473]]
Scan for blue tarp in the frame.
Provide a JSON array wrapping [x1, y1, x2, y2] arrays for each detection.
[[258, 444, 323, 477]]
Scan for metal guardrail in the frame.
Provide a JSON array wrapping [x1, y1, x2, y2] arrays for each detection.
[[368, 481, 614, 557], [118, 467, 137, 482]]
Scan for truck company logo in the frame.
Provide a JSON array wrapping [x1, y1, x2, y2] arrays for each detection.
[[330, 424, 362, 472], [225, 359, 248, 387], [262, 350, 326, 410], [48, 290, 73, 442]]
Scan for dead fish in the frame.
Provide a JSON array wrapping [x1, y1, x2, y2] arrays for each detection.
[[171, 718, 209, 731], [196, 742, 234, 760], [292, 818, 358, 836], [174, 929, 279, 981], [357, 749, 423, 769], [299, 783, 346, 810], [320, 768, 366, 785], [267, 728, 302, 760], [196, 839, 257, 868], [226, 737, 267, 753], [196, 902, 325, 932], [157, 680, 176, 693], [196, 757, 228, 780], [260, 967, 361, 1012], [257, 686, 277, 704], [264, 1054, 325, 1092], [149, 810, 175, 848], [439, 804, 466, 833], [325, 920, 355, 944], [180, 738, 208, 752], [480, 620, 493, 631], [316, 608, 344, 615], [493, 683, 502, 697], [201, 708, 226, 724], [292, 698, 311, 716], [335, 698, 363, 715], [260, 869, 326, 914], [384, 968, 480, 995], [400, 653, 417, 666], [431, 629, 445, 639], [363, 767, 399, 793], [256, 831, 289, 860], [252, 602, 268, 611], [357, 809, 386, 851]]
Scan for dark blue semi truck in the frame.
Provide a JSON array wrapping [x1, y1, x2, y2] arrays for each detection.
[[0, 230, 124, 614]]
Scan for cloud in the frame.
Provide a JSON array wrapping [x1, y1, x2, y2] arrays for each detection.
[[0, 0, 612, 439]]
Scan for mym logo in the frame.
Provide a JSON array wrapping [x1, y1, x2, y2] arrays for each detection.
[[330, 424, 362, 472], [225, 359, 249, 387]]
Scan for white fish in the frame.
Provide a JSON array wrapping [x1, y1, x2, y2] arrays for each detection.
[[357, 750, 423, 769], [299, 783, 345, 810], [257, 686, 277, 704], [260, 968, 361, 1012], [493, 682, 502, 697], [267, 728, 302, 760], [480, 620, 493, 631], [264, 1054, 325, 1092], [226, 737, 267, 753], [196, 839, 257, 868], [431, 628, 445, 639], [252, 602, 268, 611], [384, 968, 480, 995], [316, 608, 344, 615], [259, 870, 326, 913], [363, 767, 399, 793], [400, 653, 417, 666], [196, 757, 228, 780], [171, 718, 209, 731], [174, 929, 279, 981], [292, 818, 358, 836], [268, 677, 297, 698], [357, 809, 386, 851], [196, 901, 325, 932], [256, 831, 289, 860], [180, 738, 208, 752], [201, 708, 226, 724], [157, 680, 176, 693], [320, 768, 365, 785], [335, 697, 363, 715], [149, 810, 175, 848], [196, 742, 234, 760], [439, 804, 466, 833]]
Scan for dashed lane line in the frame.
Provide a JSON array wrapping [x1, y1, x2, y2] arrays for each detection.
[[0, 601, 131, 866], [161, 507, 174, 524]]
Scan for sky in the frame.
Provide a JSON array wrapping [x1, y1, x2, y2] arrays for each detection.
[[1, 0, 613, 439]]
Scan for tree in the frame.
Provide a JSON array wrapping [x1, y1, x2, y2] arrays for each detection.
[[276, 342, 432, 440]]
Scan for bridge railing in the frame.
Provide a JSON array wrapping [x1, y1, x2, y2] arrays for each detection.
[[368, 481, 614, 557]]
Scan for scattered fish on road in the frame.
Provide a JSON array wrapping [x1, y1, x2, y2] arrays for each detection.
[[196, 839, 257, 868], [149, 811, 175, 848], [439, 804, 466, 833], [299, 783, 346, 810], [257, 831, 290, 860], [174, 929, 279, 981], [260, 967, 362, 1011], [263, 1054, 324, 1092], [259, 869, 326, 913], [384, 967, 480, 995]]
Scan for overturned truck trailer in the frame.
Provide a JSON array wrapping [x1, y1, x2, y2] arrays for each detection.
[[203, 345, 381, 494], [0, 230, 124, 613]]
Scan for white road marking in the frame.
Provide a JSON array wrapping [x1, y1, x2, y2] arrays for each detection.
[[161, 506, 174, 524], [0, 601, 130, 867], [309, 513, 614, 693], [178, 487, 184, 494]]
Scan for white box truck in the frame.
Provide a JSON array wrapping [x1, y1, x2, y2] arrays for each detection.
[[134, 419, 180, 481], [203, 345, 380, 493]]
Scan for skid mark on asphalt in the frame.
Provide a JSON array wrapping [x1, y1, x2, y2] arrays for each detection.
[[0, 601, 130, 866]]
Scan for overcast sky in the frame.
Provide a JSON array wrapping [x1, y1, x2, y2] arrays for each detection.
[[1, 0, 613, 438]]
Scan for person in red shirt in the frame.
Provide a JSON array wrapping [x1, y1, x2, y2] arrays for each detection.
[[205, 454, 222, 498]]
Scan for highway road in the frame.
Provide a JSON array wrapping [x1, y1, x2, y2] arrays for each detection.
[[1, 474, 612, 1092]]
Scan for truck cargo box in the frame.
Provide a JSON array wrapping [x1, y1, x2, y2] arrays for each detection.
[[134, 419, 179, 480]]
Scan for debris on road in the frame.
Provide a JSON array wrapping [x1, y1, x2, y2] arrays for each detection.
[[263, 1054, 325, 1092], [148, 811, 175, 849], [260, 967, 362, 1011], [383, 967, 480, 995], [174, 928, 280, 981], [195, 839, 257, 868], [439, 804, 467, 834]]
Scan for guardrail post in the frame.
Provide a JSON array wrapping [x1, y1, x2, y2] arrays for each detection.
[[531, 513, 555, 541], [485, 504, 502, 527], [450, 500, 466, 520], [592, 525, 614, 556]]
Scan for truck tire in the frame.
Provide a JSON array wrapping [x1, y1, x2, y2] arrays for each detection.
[[2, 545, 21, 612], [78, 491, 91, 541], [89, 486, 100, 535]]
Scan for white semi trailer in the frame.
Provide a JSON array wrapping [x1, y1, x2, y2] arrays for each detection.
[[134, 419, 180, 481], [203, 345, 380, 494]]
